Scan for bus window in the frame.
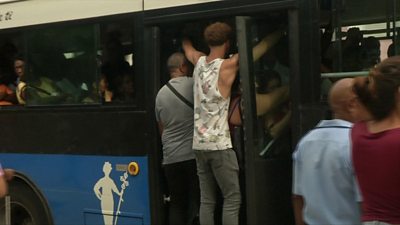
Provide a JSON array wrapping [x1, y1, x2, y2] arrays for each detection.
[[99, 19, 136, 105], [25, 24, 99, 106], [320, 0, 400, 73], [319, 0, 400, 101], [250, 18, 292, 160], [21, 18, 137, 107]]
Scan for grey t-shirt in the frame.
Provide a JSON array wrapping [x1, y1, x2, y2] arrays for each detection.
[[155, 76, 194, 165]]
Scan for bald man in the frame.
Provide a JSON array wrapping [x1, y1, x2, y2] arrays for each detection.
[[155, 52, 200, 225], [292, 78, 363, 225]]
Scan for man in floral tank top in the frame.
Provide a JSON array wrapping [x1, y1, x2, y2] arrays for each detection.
[[183, 22, 284, 225]]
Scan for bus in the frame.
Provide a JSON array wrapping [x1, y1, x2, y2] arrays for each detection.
[[0, 0, 399, 224]]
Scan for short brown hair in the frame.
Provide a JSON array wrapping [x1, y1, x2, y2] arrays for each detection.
[[353, 56, 400, 120], [204, 22, 232, 46]]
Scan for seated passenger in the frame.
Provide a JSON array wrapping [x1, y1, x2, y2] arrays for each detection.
[[99, 74, 113, 103], [14, 56, 24, 85], [112, 72, 135, 103], [100, 33, 131, 102], [0, 83, 16, 106], [48, 57, 89, 104], [0, 70, 17, 105], [14, 57, 27, 104]]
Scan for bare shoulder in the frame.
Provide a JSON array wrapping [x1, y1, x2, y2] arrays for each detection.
[[221, 54, 239, 70], [193, 51, 206, 64], [220, 55, 239, 85]]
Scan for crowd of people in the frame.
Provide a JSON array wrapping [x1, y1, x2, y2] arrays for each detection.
[[293, 57, 400, 225], [321, 27, 384, 73], [155, 21, 290, 225], [155, 21, 400, 225]]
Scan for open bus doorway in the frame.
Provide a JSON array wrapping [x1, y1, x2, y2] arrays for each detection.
[[153, 8, 294, 225]]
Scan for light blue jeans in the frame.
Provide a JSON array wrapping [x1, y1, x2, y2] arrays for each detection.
[[194, 149, 241, 225]]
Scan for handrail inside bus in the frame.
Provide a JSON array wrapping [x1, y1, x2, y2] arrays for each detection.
[[321, 71, 369, 78]]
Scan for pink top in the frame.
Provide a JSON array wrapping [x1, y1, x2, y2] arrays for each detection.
[[352, 122, 400, 223]]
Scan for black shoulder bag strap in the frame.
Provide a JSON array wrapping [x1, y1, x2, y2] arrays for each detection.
[[313, 125, 351, 130], [166, 82, 194, 109]]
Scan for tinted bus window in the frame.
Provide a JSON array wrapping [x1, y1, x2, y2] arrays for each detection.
[[99, 19, 136, 105], [24, 25, 98, 106], [319, 0, 400, 100], [15, 18, 137, 107]]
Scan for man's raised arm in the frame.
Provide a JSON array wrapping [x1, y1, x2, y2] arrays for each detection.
[[182, 38, 205, 65]]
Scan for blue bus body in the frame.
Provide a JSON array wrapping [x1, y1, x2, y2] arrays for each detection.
[[1, 154, 150, 225]]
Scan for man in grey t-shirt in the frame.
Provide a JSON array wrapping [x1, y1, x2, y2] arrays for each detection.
[[155, 52, 199, 225]]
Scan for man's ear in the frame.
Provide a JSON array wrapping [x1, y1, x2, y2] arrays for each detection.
[[346, 96, 358, 113], [224, 41, 230, 50], [178, 64, 185, 73]]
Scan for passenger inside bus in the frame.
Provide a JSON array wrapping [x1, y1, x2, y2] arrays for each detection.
[[255, 69, 290, 157], [98, 74, 113, 103], [259, 44, 290, 85], [360, 36, 381, 70], [0, 67, 17, 105], [225, 25, 291, 158], [388, 42, 395, 57], [257, 70, 291, 138], [100, 31, 132, 103], [25, 76, 69, 105], [15, 57, 26, 104], [324, 27, 364, 72], [112, 71, 135, 103], [52, 59, 87, 103], [0, 80, 15, 106], [14, 56, 24, 85], [0, 42, 18, 105], [24, 56, 70, 105]]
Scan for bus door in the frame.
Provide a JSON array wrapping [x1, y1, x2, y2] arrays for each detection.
[[144, 25, 168, 225], [235, 15, 295, 225]]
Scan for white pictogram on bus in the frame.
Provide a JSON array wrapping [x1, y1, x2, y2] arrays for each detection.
[[93, 162, 129, 225]]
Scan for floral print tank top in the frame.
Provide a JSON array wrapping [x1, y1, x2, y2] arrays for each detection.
[[192, 56, 232, 150]]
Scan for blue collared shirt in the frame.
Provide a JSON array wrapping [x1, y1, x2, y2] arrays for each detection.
[[293, 119, 361, 225]]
